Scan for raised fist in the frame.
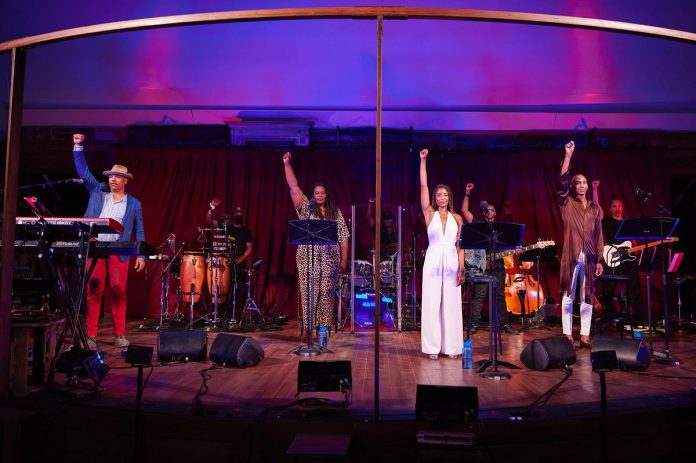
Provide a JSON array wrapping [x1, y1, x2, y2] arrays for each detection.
[[282, 152, 292, 164], [466, 183, 474, 193], [419, 148, 429, 159], [564, 140, 575, 156], [73, 133, 85, 145], [592, 180, 600, 189]]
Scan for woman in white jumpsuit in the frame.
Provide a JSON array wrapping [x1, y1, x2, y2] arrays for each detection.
[[419, 148, 466, 359]]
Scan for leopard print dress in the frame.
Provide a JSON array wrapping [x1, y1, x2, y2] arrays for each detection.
[[295, 195, 349, 330]]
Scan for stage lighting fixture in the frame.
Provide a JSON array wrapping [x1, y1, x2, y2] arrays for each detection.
[[297, 360, 351, 394], [126, 345, 154, 367], [415, 385, 479, 446], [56, 347, 110, 387]]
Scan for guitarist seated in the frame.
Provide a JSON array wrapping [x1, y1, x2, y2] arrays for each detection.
[[599, 196, 644, 316]]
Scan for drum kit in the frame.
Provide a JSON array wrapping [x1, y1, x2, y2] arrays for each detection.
[[153, 216, 262, 330], [347, 249, 400, 329]]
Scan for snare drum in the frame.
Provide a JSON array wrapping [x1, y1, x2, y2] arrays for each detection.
[[206, 254, 231, 303], [180, 252, 205, 303], [353, 288, 395, 329]]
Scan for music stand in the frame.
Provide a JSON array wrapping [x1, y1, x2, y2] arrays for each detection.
[[289, 219, 338, 356], [460, 221, 524, 379], [519, 245, 557, 328], [615, 217, 680, 365]]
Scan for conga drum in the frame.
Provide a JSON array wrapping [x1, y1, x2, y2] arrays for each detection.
[[206, 254, 231, 303], [180, 252, 205, 303]]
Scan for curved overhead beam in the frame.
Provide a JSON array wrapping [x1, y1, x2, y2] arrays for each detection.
[[2, 6, 696, 52]]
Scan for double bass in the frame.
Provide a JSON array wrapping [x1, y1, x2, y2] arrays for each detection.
[[500, 240, 555, 315], [504, 255, 544, 315]]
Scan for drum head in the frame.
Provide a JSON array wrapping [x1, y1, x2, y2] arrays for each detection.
[[354, 289, 395, 329]]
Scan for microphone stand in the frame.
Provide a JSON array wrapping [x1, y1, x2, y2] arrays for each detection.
[[635, 190, 680, 366], [654, 201, 680, 365]]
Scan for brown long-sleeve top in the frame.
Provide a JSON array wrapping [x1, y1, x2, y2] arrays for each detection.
[[558, 172, 605, 302]]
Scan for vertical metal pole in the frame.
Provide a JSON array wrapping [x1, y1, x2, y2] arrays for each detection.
[[1, 48, 26, 397], [374, 16, 384, 421], [397, 206, 402, 331], [350, 205, 355, 333]]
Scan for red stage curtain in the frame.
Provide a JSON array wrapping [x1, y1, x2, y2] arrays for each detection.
[[111, 146, 670, 319]]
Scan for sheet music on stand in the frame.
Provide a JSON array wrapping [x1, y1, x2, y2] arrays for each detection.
[[615, 216, 680, 365], [615, 217, 678, 241], [458, 222, 525, 250], [289, 219, 338, 246], [459, 221, 524, 379], [289, 219, 338, 357]]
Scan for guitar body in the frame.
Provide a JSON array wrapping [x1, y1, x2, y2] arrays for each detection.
[[603, 241, 634, 268]]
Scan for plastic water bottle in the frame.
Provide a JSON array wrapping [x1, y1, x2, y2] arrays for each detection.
[[462, 339, 473, 369], [318, 326, 328, 349]]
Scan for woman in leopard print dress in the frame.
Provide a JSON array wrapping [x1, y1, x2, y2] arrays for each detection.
[[283, 152, 349, 331]]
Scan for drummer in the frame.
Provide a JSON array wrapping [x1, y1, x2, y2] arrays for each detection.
[[367, 197, 399, 256], [206, 200, 254, 318]]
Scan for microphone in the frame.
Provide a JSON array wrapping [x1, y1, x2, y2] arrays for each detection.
[[479, 200, 490, 216], [167, 233, 176, 253], [308, 198, 316, 210], [634, 188, 652, 199]]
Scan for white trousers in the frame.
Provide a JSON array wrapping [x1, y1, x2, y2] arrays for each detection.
[[561, 251, 593, 337]]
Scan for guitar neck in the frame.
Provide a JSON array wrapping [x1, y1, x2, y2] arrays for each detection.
[[494, 243, 540, 260], [628, 239, 675, 253]]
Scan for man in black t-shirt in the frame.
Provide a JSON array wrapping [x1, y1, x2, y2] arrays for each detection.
[[207, 200, 255, 320], [600, 198, 643, 316]]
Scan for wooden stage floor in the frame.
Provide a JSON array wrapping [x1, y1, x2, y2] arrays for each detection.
[[37, 318, 696, 419], [7, 317, 696, 462]]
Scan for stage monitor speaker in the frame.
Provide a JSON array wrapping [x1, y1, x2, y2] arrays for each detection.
[[157, 330, 208, 363], [520, 336, 576, 371], [297, 361, 351, 393], [591, 336, 650, 371], [209, 334, 264, 368], [416, 385, 479, 428]]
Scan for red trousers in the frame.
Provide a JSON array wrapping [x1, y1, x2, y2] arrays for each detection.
[[86, 256, 129, 337]]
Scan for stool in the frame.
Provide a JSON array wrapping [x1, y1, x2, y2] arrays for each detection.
[[285, 434, 351, 462], [10, 317, 64, 396], [595, 274, 630, 337], [464, 275, 493, 339]]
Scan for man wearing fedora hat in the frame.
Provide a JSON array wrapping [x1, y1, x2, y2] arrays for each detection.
[[73, 133, 146, 350]]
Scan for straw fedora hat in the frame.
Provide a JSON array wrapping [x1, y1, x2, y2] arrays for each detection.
[[103, 164, 134, 180]]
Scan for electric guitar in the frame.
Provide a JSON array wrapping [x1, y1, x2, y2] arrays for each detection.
[[493, 240, 555, 261], [603, 237, 679, 268]]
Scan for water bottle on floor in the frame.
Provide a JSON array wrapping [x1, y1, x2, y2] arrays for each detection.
[[318, 326, 328, 349], [462, 339, 473, 369]]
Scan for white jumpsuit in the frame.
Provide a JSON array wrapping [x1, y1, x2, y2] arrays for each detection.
[[421, 212, 463, 356]]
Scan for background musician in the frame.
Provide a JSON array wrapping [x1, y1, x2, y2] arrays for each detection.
[[597, 191, 644, 316], [73, 133, 145, 350], [461, 183, 519, 335], [206, 200, 254, 321]]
